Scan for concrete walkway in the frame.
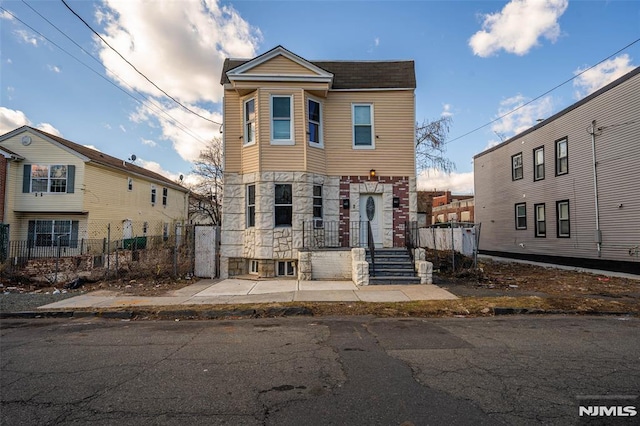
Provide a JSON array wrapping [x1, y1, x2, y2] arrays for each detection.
[[37, 279, 457, 310]]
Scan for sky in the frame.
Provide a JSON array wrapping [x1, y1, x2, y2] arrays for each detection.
[[1, 0, 638, 194]]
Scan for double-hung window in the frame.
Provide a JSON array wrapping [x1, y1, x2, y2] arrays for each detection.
[[534, 203, 546, 237], [246, 184, 255, 228], [30, 165, 68, 192], [274, 184, 292, 226], [308, 99, 322, 146], [271, 95, 293, 144], [28, 219, 78, 248], [151, 186, 157, 205], [533, 147, 544, 181], [244, 98, 256, 145], [162, 188, 168, 206], [127, 177, 133, 191], [313, 185, 323, 219], [512, 153, 523, 180], [556, 200, 570, 237], [353, 104, 374, 148], [556, 137, 568, 176], [515, 203, 527, 230]]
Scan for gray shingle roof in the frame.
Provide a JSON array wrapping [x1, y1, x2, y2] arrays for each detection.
[[221, 58, 416, 89]]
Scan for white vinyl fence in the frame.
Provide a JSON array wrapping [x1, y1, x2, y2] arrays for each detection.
[[418, 224, 480, 257]]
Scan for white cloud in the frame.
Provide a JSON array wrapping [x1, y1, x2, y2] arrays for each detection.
[[137, 158, 198, 186], [441, 103, 453, 117], [6, 58, 12, 64], [141, 138, 157, 147], [1, 10, 14, 21], [573, 54, 636, 99], [14, 29, 42, 47], [83, 144, 101, 152], [0, 107, 60, 136], [95, 0, 260, 104], [469, 0, 568, 57], [491, 94, 554, 138], [131, 101, 222, 162], [36, 123, 62, 137], [48, 65, 61, 73], [119, 125, 126, 133], [374, 37, 380, 47], [417, 168, 475, 194]]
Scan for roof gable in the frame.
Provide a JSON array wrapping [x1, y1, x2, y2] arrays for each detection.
[[226, 45, 333, 84], [0, 126, 187, 192]]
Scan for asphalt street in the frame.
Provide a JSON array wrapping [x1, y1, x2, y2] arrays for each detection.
[[1, 316, 638, 425]]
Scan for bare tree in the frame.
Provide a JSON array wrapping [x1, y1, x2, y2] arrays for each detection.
[[415, 116, 455, 173], [189, 137, 223, 225]]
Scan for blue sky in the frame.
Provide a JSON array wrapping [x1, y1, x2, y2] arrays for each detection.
[[1, 0, 638, 193]]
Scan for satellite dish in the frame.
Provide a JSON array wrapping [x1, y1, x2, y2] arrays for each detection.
[[129, 154, 137, 162], [179, 174, 184, 182]]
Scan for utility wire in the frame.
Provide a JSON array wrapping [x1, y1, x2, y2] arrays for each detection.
[[61, 0, 222, 126], [4, 4, 210, 146], [447, 37, 640, 145]]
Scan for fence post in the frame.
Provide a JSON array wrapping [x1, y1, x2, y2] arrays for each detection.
[[54, 236, 61, 284], [451, 221, 455, 273], [173, 223, 178, 277], [107, 224, 111, 272]]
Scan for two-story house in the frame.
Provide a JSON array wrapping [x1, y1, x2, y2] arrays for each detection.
[[474, 67, 640, 274], [219, 46, 417, 279], [0, 126, 189, 256]]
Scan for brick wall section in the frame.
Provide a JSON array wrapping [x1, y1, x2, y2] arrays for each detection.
[[340, 175, 411, 247], [0, 157, 6, 222]]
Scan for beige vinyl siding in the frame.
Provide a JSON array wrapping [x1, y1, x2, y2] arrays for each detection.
[[475, 71, 640, 264], [224, 90, 242, 172], [305, 94, 327, 174], [83, 163, 187, 237], [259, 88, 306, 171], [245, 55, 317, 75], [232, 81, 329, 94], [0, 133, 85, 214], [10, 214, 88, 242], [325, 90, 415, 176]]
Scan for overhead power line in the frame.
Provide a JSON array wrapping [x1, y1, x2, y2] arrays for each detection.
[[60, 0, 222, 126], [4, 3, 211, 146], [446, 37, 640, 145]]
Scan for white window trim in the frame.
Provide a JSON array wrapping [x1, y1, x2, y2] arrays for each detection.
[[249, 260, 259, 275], [307, 96, 323, 148], [162, 187, 168, 207], [277, 260, 296, 277], [127, 177, 133, 191], [533, 147, 545, 181], [515, 203, 527, 230], [151, 185, 157, 205], [512, 153, 523, 181], [246, 184, 255, 228], [270, 94, 295, 145], [352, 103, 375, 149], [30, 164, 68, 193], [243, 97, 256, 147], [313, 184, 323, 220]]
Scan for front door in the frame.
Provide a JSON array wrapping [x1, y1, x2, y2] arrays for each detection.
[[359, 194, 382, 247]]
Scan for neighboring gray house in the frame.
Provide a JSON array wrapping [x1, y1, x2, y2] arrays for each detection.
[[474, 67, 640, 274]]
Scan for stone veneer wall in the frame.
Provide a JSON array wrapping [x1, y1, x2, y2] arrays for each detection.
[[220, 172, 340, 278], [339, 176, 417, 248], [0, 157, 6, 222]]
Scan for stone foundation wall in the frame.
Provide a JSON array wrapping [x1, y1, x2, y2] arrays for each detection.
[[309, 249, 351, 280]]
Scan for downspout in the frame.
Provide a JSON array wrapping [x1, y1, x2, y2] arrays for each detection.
[[589, 120, 602, 257]]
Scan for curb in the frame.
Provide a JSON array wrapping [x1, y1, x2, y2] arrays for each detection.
[[0, 306, 314, 320], [492, 307, 635, 316]]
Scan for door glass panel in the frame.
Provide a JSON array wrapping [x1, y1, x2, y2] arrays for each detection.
[[366, 196, 375, 221]]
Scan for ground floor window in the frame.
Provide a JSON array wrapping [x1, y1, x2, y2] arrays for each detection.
[[28, 220, 78, 247], [277, 260, 296, 277], [249, 259, 259, 274]]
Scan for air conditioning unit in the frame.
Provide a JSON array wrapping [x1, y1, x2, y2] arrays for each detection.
[[313, 219, 324, 229]]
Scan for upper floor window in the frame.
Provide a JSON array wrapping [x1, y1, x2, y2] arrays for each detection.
[[512, 153, 523, 180], [534, 203, 546, 237], [556, 200, 570, 238], [555, 137, 568, 176], [151, 185, 157, 205], [515, 203, 526, 230], [533, 147, 544, 181], [162, 187, 168, 206], [246, 184, 255, 228], [308, 99, 323, 147], [313, 185, 323, 219], [127, 177, 133, 191], [353, 104, 374, 148], [271, 95, 294, 144], [25, 164, 75, 193], [244, 98, 256, 145], [275, 183, 292, 226]]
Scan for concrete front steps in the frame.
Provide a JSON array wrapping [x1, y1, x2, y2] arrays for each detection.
[[366, 248, 421, 285]]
